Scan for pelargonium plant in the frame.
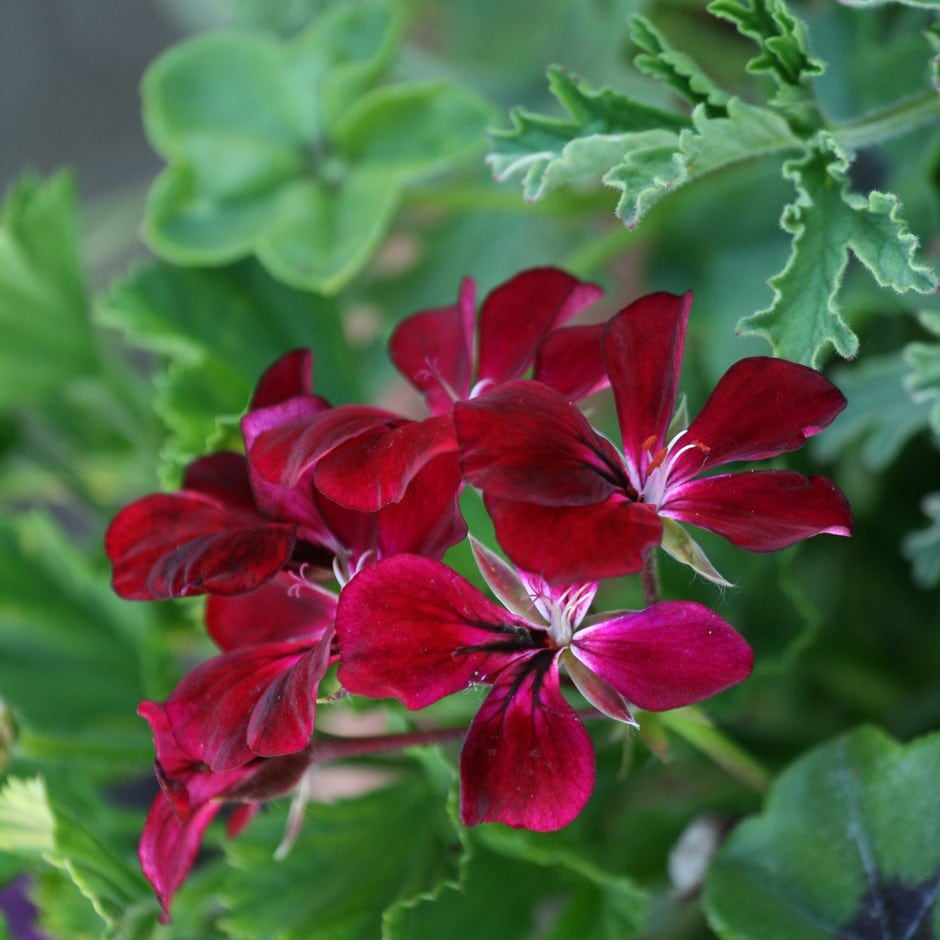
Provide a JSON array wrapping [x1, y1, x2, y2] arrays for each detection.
[[4, 3, 940, 938], [103, 268, 850, 921]]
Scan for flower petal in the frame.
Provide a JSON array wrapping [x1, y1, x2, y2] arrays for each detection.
[[459, 652, 595, 831], [476, 267, 603, 387], [164, 641, 321, 772], [571, 602, 753, 711], [335, 555, 536, 710], [139, 792, 222, 924], [602, 292, 692, 474], [105, 491, 295, 600], [313, 413, 458, 511], [671, 357, 847, 480], [533, 323, 609, 401], [389, 278, 475, 413], [484, 494, 662, 584], [206, 574, 338, 650], [249, 349, 315, 409], [662, 470, 853, 551], [456, 380, 625, 505]]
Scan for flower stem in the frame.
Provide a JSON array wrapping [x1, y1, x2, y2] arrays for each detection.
[[641, 548, 661, 607], [830, 90, 940, 151], [308, 725, 468, 764]]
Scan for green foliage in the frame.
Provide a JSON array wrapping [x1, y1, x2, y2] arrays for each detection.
[[142, 1, 492, 294], [902, 492, 940, 587], [487, 1, 939, 365], [705, 726, 940, 939], [0, 173, 96, 406]]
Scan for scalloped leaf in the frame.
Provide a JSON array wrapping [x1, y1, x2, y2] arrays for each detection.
[[738, 135, 938, 366], [811, 355, 933, 471], [705, 726, 940, 940], [98, 259, 354, 483], [218, 760, 461, 940], [141, 3, 487, 293], [605, 97, 798, 226], [904, 310, 940, 437], [630, 15, 731, 113]]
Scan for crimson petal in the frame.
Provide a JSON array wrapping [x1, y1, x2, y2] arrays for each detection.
[[571, 602, 753, 711], [476, 267, 603, 387], [164, 641, 322, 772], [313, 413, 458, 511], [602, 292, 691, 472], [671, 357, 848, 480], [456, 381, 624, 506], [106, 491, 295, 600], [206, 574, 337, 650], [250, 349, 315, 409], [389, 278, 475, 413], [335, 555, 533, 710], [459, 652, 594, 831], [484, 494, 661, 584], [533, 323, 609, 401], [662, 470, 853, 551], [139, 792, 222, 924]]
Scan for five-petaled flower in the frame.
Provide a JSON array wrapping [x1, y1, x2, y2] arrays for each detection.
[[335, 540, 753, 831], [455, 291, 853, 584]]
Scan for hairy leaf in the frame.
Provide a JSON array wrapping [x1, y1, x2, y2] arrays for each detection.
[[738, 134, 938, 365]]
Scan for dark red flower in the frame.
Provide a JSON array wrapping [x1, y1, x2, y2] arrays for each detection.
[[455, 292, 852, 584], [335, 541, 752, 831]]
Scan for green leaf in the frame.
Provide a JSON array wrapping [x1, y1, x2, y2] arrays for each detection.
[[219, 763, 462, 940], [707, 0, 824, 131], [839, 0, 940, 7], [487, 65, 687, 203], [0, 172, 96, 406], [902, 492, 940, 588], [606, 97, 799, 226], [811, 355, 933, 471], [704, 725, 940, 939], [99, 259, 354, 482], [141, 4, 490, 293], [630, 15, 731, 113], [0, 776, 155, 937], [334, 81, 494, 180], [0, 512, 157, 762], [904, 310, 940, 438], [738, 135, 938, 366]]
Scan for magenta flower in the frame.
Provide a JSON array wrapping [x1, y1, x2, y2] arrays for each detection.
[[455, 291, 852, 584], [335, 540, 752, 831]]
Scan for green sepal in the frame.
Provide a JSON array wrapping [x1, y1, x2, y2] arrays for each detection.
[[738, 134, 938, 366], [704, 725, 940, 940], [660, 518, 732, 587]]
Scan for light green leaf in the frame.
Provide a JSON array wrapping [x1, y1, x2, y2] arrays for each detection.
[[811, 355, 933, 471], [903, 492, 940, 587], [904, 310, 940, 437], [630, 15, 731, 112], [705, 726, 940, 940], [218, 763, 462, 940], [0, 172, 96, 406], [840, 0, 940, 7], [0, 777, 54, 857], [99, 259, 354, 482], [334, 81, 494, 180], [487, 65, 687, 203], [707, 0, 824, 131], [738, 135, 938, 366], [141, 3, 479, 293], [606, 97, 799, 227]]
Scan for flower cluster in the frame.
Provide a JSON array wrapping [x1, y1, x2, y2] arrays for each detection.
[[105, 267, 852, 919]]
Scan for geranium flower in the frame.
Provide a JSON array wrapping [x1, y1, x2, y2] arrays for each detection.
[[455, 291, 852, 584], [334, 540, 752, 831]]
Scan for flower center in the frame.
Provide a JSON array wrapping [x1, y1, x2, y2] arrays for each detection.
[[636, 430, 711, 508], [529, 582, 595, 648]]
